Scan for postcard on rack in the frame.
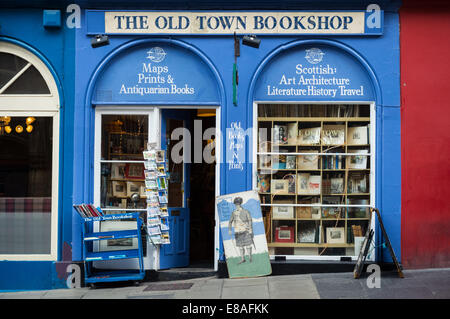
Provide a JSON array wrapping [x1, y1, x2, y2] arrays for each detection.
[[216, 190, 272, 279]]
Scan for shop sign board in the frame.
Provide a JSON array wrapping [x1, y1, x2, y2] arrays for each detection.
[[216, 190, 272, 278], [93, 44, 220, 104], [254, 44, 376, 102], [87, 11, 383, 35]]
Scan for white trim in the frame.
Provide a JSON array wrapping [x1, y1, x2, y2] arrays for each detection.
[[0, 42, 59, 110], [253, 101, 377, 261], [0, 111, 60, 261]]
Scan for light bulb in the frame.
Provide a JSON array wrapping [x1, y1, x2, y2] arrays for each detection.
[[26, 125, 33, 133], [5, 126, 12, 134], [15, 125, 23, 133], [26, 117, 36, 125]]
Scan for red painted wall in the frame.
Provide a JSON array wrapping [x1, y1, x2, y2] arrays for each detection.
[[400, 1, 450, 268]]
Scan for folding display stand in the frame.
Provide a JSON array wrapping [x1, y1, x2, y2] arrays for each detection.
[[79, 211, 145, 288]]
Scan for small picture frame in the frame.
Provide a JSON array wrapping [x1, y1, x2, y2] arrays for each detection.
[[125, 163, 145, 179], [326, 227, 345, 244], [126, 181, 143, 197], [270, 179, 289, 194], [111, 163, 126, 180], [112, 181, 126, 197], [273, 206, 294, 219]]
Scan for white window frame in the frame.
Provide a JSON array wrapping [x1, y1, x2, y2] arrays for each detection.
[[252, 101, 376, 262], [0, 42, 60, 261], [94, 106, 221, 270]]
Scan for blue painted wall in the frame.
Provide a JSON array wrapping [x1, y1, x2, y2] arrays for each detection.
[[73, 10, 400, 264], [0, 1, 401, 291], [0, 8, 75, 290]]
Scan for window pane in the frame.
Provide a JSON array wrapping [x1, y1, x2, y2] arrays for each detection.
[[3, 65, 50, 94], [0, 116, 53, 254], [100, 115, 148, 213], [0, 52, 28, 89], [101, 115, 148, 161]]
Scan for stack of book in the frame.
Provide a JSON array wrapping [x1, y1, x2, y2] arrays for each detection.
[[74, 204, 104, 218]]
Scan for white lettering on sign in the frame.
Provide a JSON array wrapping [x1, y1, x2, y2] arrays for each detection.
[[118, 47, 195, 96], [104, 12, 369, 35], [265, 48, 366, 99]]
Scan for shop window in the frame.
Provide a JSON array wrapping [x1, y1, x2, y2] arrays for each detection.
[[0, 52, 50, 94], [98, 114, 149, 213], [256, 104, 374, 258], [0, 42, 59, 260]]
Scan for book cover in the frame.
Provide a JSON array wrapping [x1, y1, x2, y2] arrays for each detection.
[[298, 127, 321, 145], [321, 125, 345, 145], [286, 155, 296, 169], [347, 126, 368, 145], [347, 149, 368, 169], [273, 125, 288, 145], [298, 222, 317, 243], [257, 174, 270, 193], [297, 150, 319, 170], [287, 122, 298, 144]]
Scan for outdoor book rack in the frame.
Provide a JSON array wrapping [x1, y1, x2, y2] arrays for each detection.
[[80, 212, 145, 288]]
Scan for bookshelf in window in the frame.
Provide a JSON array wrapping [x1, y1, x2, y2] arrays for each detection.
[[256, 104, 373, 257]]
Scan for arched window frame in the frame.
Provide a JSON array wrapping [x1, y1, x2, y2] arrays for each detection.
[[0, 41, 60, 261]]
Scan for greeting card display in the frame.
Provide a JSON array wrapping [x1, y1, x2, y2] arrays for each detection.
[[143, 144, 170, 245]]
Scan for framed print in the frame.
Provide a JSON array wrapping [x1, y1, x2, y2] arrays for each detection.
[[322, 125, 345, 145], [111, 163, 126, 180], [125, 163, 145, 179], [271, 179, 289, 194], [272, 205, 294, 219], [126, 181, 143, 197], [347, 126, 368, 145], [326, 227, 345, 244], [112, 181, 126, 197], [298, 127, 321, 145]]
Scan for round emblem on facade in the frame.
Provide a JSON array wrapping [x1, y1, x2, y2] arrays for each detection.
[[146, 47, 166, 63], [305, 48, 325, 64]]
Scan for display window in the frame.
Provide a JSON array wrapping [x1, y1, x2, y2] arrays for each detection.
[[0, 42, 60, 260], [255, 103, 375, 258]]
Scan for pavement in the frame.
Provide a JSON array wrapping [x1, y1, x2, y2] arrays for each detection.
[[0, 268, 449, 299]]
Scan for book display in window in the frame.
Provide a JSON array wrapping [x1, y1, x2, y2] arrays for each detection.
[[256, 104, 373, 256]]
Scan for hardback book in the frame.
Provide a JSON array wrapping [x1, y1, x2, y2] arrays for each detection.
[[347, 126, 368, 145], [321, 125, 345, 145], [297, 173, 321, 195], [257, 174, 270, 193], [286, 174, 296, 194], [347, 149, 368, 169], [287, 122, 298, 144], [272, 154, 287, 169], [297, 173, 310, 195], [298, 222, 317, 243], [347, 199, 370, 218], [308, 175, 321, 195], [297, 150, 319, 170], [330, 177, 344, 194], [286, 155, 296, 169], [298, 127, 321, 145], [297, 199, 312, 219], [347, 172, 368, 194], [273, 125, 288, 145]]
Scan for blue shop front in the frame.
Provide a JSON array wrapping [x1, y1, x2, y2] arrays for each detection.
[[0, 5, 75, 290], [72, 6, 401, 278]]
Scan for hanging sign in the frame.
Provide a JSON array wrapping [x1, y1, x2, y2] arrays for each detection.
[[87, 11, 383, 35]]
